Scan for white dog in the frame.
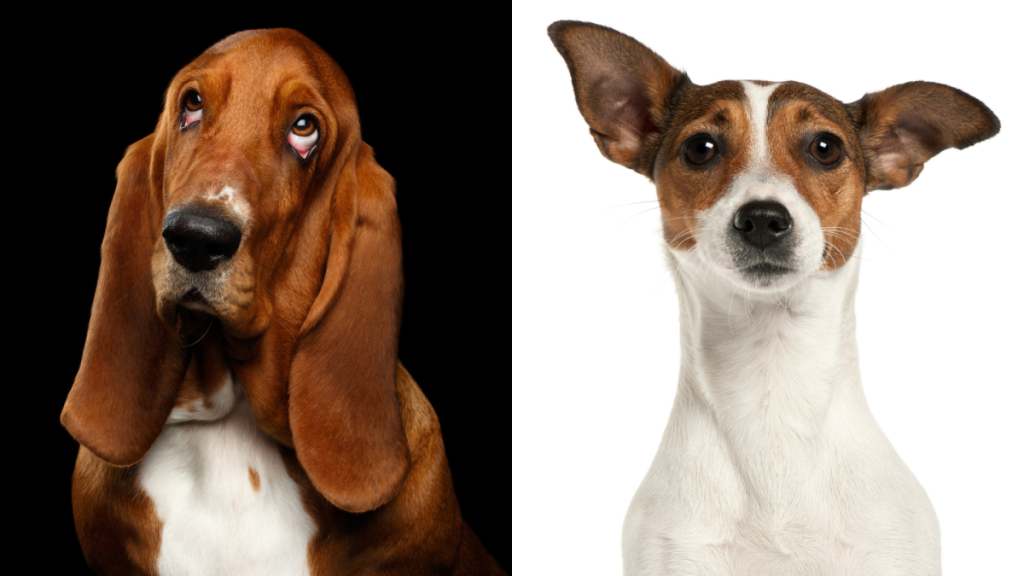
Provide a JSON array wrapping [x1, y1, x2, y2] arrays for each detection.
[[549, 20, 999, 576]]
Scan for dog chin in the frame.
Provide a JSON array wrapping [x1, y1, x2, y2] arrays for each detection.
[[155, 286, 219, 330], [180, 290, 218, 315], [721, 259, 818, 294], [739, 263, 792, 286]]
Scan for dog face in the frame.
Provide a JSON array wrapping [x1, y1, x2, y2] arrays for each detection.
[[151, 30, 357, 341], [549, 21, 999, 293]]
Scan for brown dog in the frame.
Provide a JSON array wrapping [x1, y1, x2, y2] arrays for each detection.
[[61, 28, 506, 576]]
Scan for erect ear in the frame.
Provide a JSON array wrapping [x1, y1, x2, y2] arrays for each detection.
[[548, 20, 688, 174], [288, 142, 410, 513], [61, 132, 190, 466], [847, 81, 1000, 192]]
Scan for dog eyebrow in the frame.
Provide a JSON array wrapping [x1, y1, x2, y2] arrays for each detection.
[[767, 83, 851, 130]]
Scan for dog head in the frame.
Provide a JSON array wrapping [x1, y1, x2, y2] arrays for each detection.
[[62, 29, 410, 513], [549, 21, 999, 294]]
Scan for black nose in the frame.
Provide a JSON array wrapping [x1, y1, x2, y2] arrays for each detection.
[[732, 201, 793, 249], [162, 210, 242, 272]]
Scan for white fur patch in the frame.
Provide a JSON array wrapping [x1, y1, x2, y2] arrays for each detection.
[[209, 185, 251, 222], [138, 372, 316, 575], [167, 375, 237, 424], [624, 241, 940, 575], [740, 81, 779, 169]]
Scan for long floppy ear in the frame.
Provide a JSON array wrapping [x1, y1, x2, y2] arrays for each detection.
[[288, 142, 410, 513], [847, 81, 1000, 192], [61, 133, 189, 466], [548, 20, 689, 175]]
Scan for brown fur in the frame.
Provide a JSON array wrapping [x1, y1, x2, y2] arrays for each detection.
[[548, 20, 688, 175], [72, 448, 163, 576], [654, 84, 749, 251], [847, 81, 1000, 191], [766, 83, 866, 270], [63, 28, 505, 576]]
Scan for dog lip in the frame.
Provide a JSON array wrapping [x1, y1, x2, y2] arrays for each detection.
[[179, 289, 217, 314], [743, 262, 791, 275]]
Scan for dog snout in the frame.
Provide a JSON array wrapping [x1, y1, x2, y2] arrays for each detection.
[[732, 201, 792, 250], [162, 210, 242, 272]]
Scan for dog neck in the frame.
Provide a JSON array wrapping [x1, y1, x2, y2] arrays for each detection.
[[665, 242, 873, 495]]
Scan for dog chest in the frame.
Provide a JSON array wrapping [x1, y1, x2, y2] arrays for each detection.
[[623, 414, 941, 576], [136, 378, 317, 576]]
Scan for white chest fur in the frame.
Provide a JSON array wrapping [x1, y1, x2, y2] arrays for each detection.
[[622, 245, 941, 576], [137, 372, 316, 576]]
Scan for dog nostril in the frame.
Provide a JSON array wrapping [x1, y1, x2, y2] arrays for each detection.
[[162, 210, 242, 272]]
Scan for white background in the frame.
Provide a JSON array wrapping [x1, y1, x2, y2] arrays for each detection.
[[513, 1, 1023, 574]]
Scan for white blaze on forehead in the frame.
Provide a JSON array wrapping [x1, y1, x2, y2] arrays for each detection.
[[209, 185, 251, 221], [740, 81, 780, 170]]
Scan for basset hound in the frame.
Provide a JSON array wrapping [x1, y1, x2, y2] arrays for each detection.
[[61, 29, 507, 576]]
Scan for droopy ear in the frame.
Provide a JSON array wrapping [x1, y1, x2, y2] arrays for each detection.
[[847, 81, 1000, 192], [548, 20, 689, 175], [61, 133, 189, 466], [288, 142, 410, 513]]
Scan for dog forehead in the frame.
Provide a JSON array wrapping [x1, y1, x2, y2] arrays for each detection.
[[766, 81, 853, 133], [666, 80, 747, 129], [667, 80, 850, 133], [179, 29, 354, 104]]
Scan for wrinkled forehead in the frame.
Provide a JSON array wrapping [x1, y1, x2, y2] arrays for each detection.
[[173, 29, 354, 106]]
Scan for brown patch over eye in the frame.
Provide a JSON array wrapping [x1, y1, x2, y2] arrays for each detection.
[[808, 134, 843, 166], [682, 134, 718, 166], [292, 115, 316, 137], [184, 90, 202, 112]]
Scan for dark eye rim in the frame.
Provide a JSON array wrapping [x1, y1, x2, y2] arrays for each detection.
[[680, 133, 722, 168], [806, 133, 844, 168]]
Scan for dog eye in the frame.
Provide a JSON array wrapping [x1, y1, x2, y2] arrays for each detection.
[[808, 134, 843, 166], [181, 90, 202, 129], [288, 115, 319, 159], [682, 135, 718, 166]]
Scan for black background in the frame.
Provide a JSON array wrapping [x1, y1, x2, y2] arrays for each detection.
[[17, 13, 508, 573]]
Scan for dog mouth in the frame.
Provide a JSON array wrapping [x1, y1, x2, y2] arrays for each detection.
[[179, 288, 218, 315], [736, 261, 794, 287], [743, 262, 791, 276]]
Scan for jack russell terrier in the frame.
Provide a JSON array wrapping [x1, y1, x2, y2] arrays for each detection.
[[549, 20, 999, 576]]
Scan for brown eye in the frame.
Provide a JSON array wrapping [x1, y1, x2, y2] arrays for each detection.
[[288, 115, 320, 159], [291, 115, 316, 137], [682, 135, 718, 166], [808, 134, 842, 166], [184, 91, 202, 112], [181, 91, 203, 129]]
